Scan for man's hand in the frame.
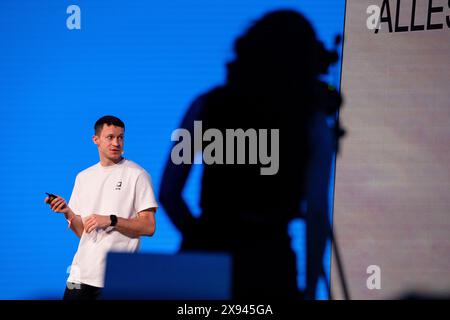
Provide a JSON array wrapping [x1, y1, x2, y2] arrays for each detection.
[[84, 214, 111, 233], [44, 195, 84, 238], [45, 195, 70, 215]]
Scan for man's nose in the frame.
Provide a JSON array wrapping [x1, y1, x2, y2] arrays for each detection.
[[112, 138, 121, 146]]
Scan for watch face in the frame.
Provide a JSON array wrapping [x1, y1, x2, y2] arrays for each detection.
[[110, 215, 118, 226]]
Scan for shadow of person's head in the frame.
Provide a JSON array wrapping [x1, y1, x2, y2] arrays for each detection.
[[227, 9, 337, 96]]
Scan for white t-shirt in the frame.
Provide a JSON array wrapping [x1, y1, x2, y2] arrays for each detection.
[[67, 158, 158, 288]]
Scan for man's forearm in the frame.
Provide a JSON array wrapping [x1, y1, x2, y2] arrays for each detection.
[[65, 210, 84, 238], [114, 214, 155, 238]]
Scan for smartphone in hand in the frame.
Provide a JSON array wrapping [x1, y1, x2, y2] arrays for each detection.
[[45, 192, 57, 204]]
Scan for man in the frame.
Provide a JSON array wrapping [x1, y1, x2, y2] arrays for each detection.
[[45, 115, 157, 300]]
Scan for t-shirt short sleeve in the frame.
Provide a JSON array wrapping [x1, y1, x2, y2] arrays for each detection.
[[134, 171, 158, 214], [68, 174, 82, 216]]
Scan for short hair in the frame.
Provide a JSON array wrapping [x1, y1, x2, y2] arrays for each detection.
[[94, 115, 125, 136]]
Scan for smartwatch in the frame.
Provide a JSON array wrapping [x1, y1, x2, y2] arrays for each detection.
[[110, 214, 118, 227]]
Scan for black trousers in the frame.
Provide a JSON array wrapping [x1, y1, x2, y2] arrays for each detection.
[[63, 282, 102, 300]]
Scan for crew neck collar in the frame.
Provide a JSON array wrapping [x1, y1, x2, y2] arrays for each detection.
[[98, 158, 126, 170]]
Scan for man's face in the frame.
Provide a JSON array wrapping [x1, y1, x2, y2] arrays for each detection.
[[93, 124, 124, 164]]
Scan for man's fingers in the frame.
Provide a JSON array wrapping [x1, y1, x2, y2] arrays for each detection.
[[52, 198, 67, 212], [84, 219, 97, 233], [53, 202, 62, 212], [53, 199, 63, 209], [51, 199, 63, 211], [50, 199, 59, 209], [84, 217, 94, 225], [86, 222, 98, 233], [50, 197, 64, 209], [84, 215, 101, 232], [84, 220, 92, 232], [54, 201, 67, 212], [51, 197, 60, 205]]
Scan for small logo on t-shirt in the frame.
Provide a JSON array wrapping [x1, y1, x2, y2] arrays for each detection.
[[115, 181, 122, 190]]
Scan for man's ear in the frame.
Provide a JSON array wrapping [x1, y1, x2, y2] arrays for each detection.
[[93, 135, 99, 146]]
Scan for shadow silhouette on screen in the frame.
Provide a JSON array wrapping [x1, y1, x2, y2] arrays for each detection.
[[159, 9, 343, 300]]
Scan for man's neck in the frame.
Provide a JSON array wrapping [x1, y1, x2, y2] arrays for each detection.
[[100, 157, 124, 167]]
